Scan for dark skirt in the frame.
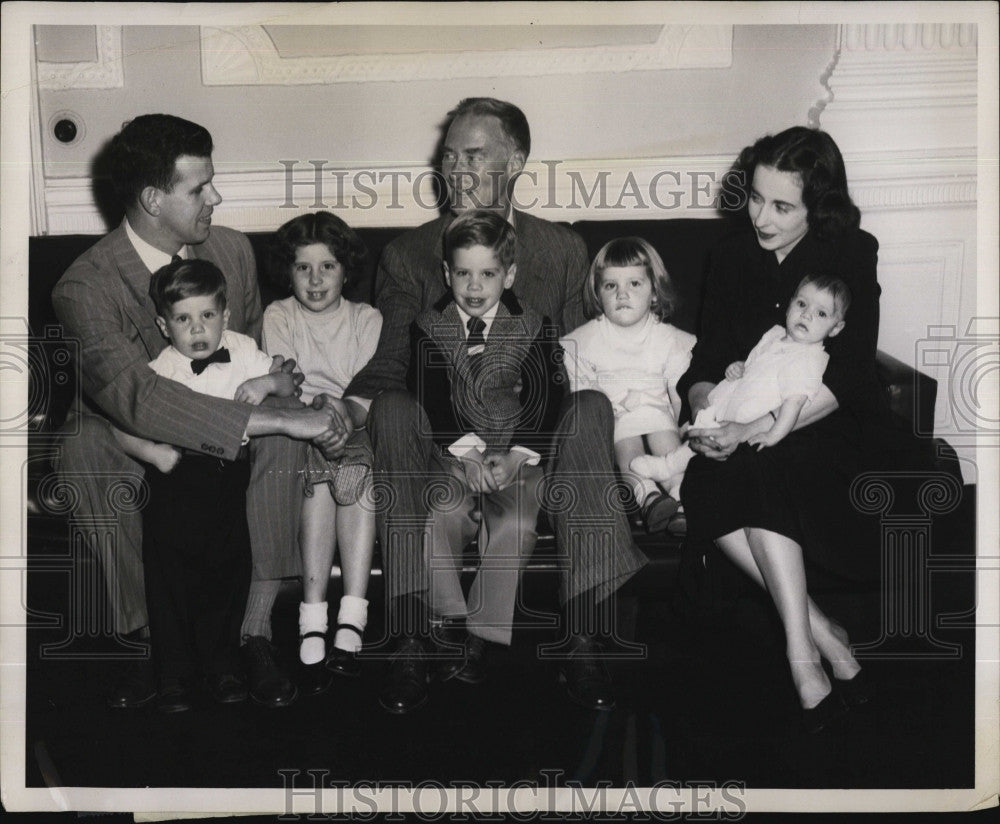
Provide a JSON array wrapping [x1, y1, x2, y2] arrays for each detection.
[[681, 411, 885, 582]]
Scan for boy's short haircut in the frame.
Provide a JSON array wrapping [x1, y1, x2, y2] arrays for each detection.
[[149, 258, 228, 317], [797, 273, 852, 318], [443, 210, 516, 270]]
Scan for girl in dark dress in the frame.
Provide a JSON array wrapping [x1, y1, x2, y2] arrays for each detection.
[[678, 127, 878, 732]]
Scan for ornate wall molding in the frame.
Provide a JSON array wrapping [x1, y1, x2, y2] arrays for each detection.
[[36, 26, 123, 91], [200, 24, 732, 86], [818, 23, 977, 154]]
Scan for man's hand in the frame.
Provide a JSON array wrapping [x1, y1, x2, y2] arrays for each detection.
[[724, 361, 745, 381], [484, 449, 529, 491], [311, 394, 352, 460]]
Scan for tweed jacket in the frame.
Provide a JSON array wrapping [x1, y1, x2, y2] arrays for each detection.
[[347, 209, 588, 400], [51, 222, 261, 460], [407, 290, 566, 463]]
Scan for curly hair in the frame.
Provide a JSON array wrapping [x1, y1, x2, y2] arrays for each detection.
[[269, 211, 369, 293], [583, 237, 677, 323], [723, 126, 861, 241], [107, 114, 214, 209]]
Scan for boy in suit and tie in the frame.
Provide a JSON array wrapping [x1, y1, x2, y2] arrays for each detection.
[[131, 258, 296, 711], [406, 210, 565, 688]]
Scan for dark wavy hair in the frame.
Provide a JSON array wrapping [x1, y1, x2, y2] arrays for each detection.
[[107, 114, 214, 208], [269, 211, 369, 292], [443, 210, 517, 269], [149, 258, 227, 317], [723, 126, 860, 240], [447, 98, 531, 158], [583, 237, 677, 323]]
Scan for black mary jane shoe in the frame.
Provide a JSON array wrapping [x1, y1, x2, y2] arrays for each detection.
[[834, 668, 872, 707], [801, 690, 847, 734], [298, 631, 334, 696], [325, 624, 363, 678]]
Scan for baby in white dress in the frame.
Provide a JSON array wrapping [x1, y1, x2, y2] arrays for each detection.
[[632, 273, 850, 482]]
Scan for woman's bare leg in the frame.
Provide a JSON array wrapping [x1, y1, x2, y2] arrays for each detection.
[[712, 529, 859, 680]]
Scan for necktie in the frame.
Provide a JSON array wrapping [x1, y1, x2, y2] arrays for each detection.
[[191, 347, 230, 374], [171, 254, 183, 265], [466, 316, 486, 349]]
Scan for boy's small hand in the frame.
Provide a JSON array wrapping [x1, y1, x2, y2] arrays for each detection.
[[725, 361, 746, 381], [269, 371, 298, 398], [459, 453, 497, 494], [747, 431, 778, 451], [484, 450, 528, 490], [269, 355, 305, 396], [234, 381, 269, 405]]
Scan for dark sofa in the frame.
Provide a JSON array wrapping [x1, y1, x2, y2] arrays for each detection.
[[25, 217, 943, 582]]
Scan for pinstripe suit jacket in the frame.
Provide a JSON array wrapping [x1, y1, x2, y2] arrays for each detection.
[[346, 210, 589, 400], [52, 222, 260, 460], [407, 291, 566, 461]]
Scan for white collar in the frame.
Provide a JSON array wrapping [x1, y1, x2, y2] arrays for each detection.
[[125, 218, 186, 274]]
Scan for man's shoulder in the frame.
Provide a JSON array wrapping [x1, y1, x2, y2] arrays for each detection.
[[515, 210, 585, 248], [384, 214, 449, 255], [54, 226, 130, 294], [203, 225, 253, 256]]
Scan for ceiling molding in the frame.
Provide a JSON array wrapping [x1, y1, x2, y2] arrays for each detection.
[[200, 24, 733, 86]]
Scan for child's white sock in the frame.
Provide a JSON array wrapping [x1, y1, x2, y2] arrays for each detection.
[[298, 601, 328, 665], [631, 445, 695, 483], [631, 477, 660, 508], [333, 595, 369, 653]]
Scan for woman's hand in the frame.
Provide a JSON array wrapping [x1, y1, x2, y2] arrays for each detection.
[[687, 421, 748, 461]]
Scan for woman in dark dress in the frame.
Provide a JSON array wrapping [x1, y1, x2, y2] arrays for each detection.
[[678, 127, 878, 731]]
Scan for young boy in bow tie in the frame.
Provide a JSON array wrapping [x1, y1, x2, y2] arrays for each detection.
[[112, 257, 296, 712], [406, 210, 565, 685]]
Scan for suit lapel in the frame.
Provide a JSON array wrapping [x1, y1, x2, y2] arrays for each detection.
[[108, 224, 168, 357]]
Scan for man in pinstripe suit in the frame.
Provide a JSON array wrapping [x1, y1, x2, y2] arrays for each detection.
[[341, 98, 648, 714], [52, 114, 343, 709]]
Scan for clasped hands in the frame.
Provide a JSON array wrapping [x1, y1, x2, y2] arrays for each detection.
[[458, 449, 529, 494]]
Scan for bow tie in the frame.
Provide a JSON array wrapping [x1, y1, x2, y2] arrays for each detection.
[[190, 347, 230, 374], [466, 316, 487, 349]]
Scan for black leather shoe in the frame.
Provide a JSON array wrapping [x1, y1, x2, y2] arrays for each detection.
[[325, 623, 363, 678], [107, 658, 157, 709], [299, 661, 334, 697], [241, 635, 297, 708], [206, 672, 248, 705], [454, 635, 487, 685], [641, 492, 679, 534], [559, 637, 616, 711], [834, 668, 872, 708], [431, 622, 467, 683], [156, 676, 193, 714], [379, 637, 430, 715], [801, 690, 847, 734]]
